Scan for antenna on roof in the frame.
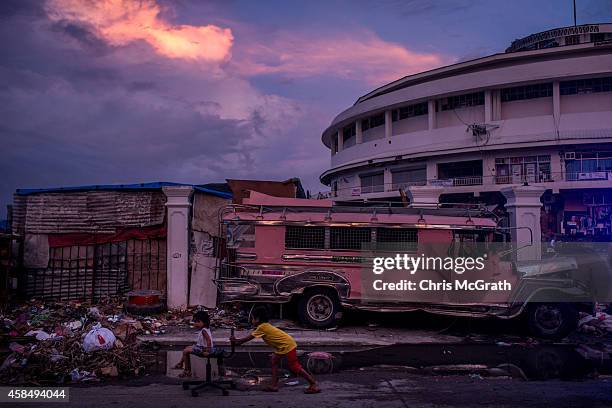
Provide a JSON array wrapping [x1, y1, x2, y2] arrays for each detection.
[[573, 0, 577, 26]]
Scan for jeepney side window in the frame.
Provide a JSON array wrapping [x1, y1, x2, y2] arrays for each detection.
[[376, 228, 418, 252], [450, 230, 486, 257], [285, 226, 326, 249], [227, 223, 255, 248], [330, 227, 372, 250]]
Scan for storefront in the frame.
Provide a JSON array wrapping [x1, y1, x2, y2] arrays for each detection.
[[560, 190, 612, 241]]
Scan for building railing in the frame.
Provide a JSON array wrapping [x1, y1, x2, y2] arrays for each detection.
[[565, 171, 612, 182], [495, 174, 554, 184], [330, 171, 612, 198], [390, 181, 428, 191], [451, 176, 483, 186]]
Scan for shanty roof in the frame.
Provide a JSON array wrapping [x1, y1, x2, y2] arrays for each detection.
[[15, 181, 232, 199]]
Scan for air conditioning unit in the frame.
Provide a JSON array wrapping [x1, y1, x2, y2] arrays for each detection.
[[564, 152, 576, 160]]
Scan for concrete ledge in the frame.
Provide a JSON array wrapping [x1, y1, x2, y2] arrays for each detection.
[[139, 327, 464, 351]]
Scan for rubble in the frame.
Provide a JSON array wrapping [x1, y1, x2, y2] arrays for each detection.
[[0, 298, 244, 385], [578, 311, 612, 337]]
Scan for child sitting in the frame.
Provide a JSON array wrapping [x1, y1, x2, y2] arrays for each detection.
[[230, 308, 320, 394], [174, 310, 213, 377]]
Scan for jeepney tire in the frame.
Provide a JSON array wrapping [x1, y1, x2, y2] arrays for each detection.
[[298, 288, 341, 329], [527, 303, 579, 340]]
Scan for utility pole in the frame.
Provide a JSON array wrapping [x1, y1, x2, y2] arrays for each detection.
[[573, 0, 577, 26]]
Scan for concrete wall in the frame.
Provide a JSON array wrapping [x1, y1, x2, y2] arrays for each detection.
[[561, 93, 612, 114], [362, 126, 385, 142], [501, 97, 553, 119], [392, 115, 428, 135], [436, 106, 485, 128]]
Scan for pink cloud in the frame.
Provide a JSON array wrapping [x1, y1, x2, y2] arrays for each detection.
[[45, 0, 233, 62], [233, 30, 453, 85]]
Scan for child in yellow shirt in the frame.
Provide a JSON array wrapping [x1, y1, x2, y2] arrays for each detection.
[[230, 308, 320, 393]]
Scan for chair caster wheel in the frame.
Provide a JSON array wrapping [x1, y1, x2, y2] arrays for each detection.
[[222, 390, 229, 396], [191, 390, 198, 397]]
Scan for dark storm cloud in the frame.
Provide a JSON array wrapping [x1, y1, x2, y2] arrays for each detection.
[[0, 1, 305, 216], [51, 21, 112, 55]]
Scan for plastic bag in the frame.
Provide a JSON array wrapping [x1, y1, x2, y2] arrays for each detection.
[[83, 323, 116, 352]]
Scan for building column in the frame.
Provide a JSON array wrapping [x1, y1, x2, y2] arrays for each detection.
[[426, 160, 437, 183], [406, 185, 443, 207], [482, 153, 496, 185], [428, 100, 436, 130], [501, 186, 545, 262], [163, 186, 194, 309], [356, 120, 363, 144], [484, 90, 493, 123], [336, 130, 343, 152], [551, 152, 563, 188], [385, 110, 392, 139], [384, 168, 392, 192], [552, 81, 561, 121]]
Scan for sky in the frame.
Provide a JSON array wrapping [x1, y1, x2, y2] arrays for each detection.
[[1, 0, 611, 217]]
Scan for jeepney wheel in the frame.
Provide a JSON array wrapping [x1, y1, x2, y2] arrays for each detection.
[[527, 303, 578, 339], [298, 288, 341, 329]]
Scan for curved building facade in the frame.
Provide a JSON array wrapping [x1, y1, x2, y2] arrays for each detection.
[[320, 24, 612, 240]]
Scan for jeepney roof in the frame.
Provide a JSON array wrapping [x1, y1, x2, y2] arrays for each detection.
[[226, 191, 498, 228]]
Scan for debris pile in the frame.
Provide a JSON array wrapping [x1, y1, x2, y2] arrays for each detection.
[[578, 312, 612, 337], [0, 298, 244, 385]]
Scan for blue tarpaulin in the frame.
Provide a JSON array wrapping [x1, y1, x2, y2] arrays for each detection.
[[15, 181, 232, 199]]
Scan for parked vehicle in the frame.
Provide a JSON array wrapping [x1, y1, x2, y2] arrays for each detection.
[[215, 192, 594, 339]]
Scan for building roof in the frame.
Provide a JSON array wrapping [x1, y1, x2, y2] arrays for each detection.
[[227, 178, 306, 204], [15, 181, 233, 199]]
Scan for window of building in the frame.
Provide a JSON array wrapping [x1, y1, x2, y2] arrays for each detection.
[[343, 124, 356, 148], [500, 83, 553, 102], [391, 102, 428, 122], [495, 155, 551, 184], [565, 35, 580, 45], [536, 39, 558, 49], [391, 167, 427, 188], [591, 33, 606, 43], [565, 151, 612, 180], [360, 172, 384, 193], [560, 77, 612, 95], [437, 160, 483, 179], [376, 228, 418, 252], [361, 113, 385, 131], [331, 181, 338, 197], [438, 92, 484, 111], [285, 226, 326, 249], [330, 227, 371, 250]]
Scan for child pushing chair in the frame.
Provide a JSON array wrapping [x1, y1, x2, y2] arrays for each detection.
[[230, 307, 320, 394]]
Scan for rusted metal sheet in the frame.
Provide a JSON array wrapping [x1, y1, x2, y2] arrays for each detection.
[[13, 191, 166, 234], [25, 238, 167, 301], [192, 192, 230, 236]]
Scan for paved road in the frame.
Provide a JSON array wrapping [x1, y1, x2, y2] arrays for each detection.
[[8, 370, 610, 408]]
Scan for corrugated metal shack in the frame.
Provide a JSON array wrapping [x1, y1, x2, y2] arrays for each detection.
[[12, 182, 231, 302], [10, 178, 303, 306]]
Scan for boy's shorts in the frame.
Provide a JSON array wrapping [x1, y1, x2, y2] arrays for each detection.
[[276, 348, 302, 374], [192, 345, 219, 356]]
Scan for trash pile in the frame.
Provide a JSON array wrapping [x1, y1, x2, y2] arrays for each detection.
[[578, 311, 612, 337], [0, 298, 245, 385]]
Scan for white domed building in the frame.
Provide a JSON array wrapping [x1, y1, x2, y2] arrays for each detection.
[[320, 24, 612, 241]]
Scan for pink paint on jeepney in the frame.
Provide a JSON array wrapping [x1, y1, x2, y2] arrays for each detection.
[[221, 191, 502, 305]]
